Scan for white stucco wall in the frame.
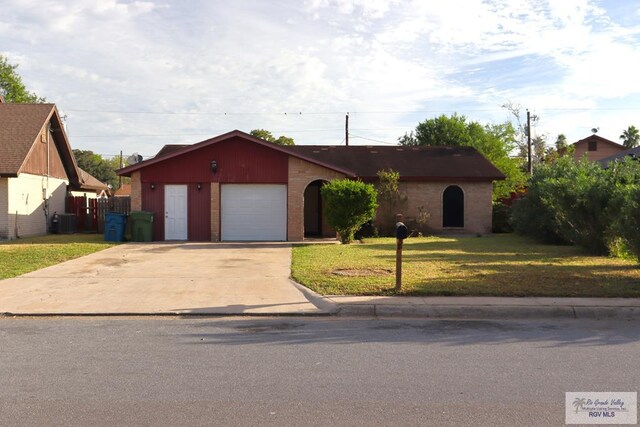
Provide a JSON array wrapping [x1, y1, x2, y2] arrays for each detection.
[[2, 174, 68, 240], [0, 178, 8, 240]]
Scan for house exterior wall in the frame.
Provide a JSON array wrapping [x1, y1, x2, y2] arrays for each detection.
[[573, 140, 626, 162], [131, 172, 142, 211], [398, 181, 493, 234], [0, 178, 8, 239], [287, 156, 346, 241], [141, 181, 164, 241], [210, 182, 220, 241], [140, 137, 289, 184], [1, 174, 67, 240], [188, 183, 211, 241], [21, 127, 68, 179]]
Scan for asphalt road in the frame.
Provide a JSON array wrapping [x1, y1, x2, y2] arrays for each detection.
[[0, 316, 638, 426]]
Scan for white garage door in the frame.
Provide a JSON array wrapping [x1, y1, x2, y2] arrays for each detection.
[[221, 184, 287, 241]]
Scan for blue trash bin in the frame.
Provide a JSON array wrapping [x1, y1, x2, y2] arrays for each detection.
[[104, 212, 127, 242]]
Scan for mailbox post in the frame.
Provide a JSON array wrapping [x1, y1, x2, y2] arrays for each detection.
[[395, 215, 409, 291]]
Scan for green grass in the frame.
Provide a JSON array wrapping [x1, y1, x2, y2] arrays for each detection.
[[0, 234, 118, 280], [291, 234, 640, 297]]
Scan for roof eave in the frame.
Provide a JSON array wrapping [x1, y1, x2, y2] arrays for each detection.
[[117, 130, 357, 177]]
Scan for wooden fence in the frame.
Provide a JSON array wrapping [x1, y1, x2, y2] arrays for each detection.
[[66, 196, 131, 233]]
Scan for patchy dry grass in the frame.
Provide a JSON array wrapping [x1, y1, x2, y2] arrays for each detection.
[[0, 234, 117, 280], [291, 234, 640, 297]]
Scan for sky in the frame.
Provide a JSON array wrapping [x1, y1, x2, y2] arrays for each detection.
[[2, 0, 640, 159]]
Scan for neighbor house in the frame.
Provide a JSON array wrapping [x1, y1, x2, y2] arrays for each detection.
[[597, 146, 640, 167], [0, 101, 108, 240], [117, 130, 504, 242], [569, 134, 626, 162]]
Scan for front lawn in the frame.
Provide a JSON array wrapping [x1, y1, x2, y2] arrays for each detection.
[[291, 234, 640, 297], [0, 234, 118, 280]]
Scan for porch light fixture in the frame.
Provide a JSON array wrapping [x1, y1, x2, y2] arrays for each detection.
[[196, 183, 202, 191], [211, 160, 218, 174], [150, 183, 156, 190]]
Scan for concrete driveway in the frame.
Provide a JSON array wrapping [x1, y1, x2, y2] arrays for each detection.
[[0, 242, 333, 315]]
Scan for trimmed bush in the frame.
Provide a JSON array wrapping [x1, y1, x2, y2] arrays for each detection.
[[321, 179, 378, 244]]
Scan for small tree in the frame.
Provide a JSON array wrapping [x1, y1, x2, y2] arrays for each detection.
[[250, 129, 295, 145], [375, 169, 407, 236], [321, 179, 378, 244]]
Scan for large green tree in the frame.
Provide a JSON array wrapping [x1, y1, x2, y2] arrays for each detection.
[[0, 55, 45, 103], [620, 125, 640, 148], [398, 114, 527, 200], [250, 129, 295, 146], [73, 149, 118, 190]]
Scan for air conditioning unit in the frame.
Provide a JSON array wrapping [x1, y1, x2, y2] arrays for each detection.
[[58, 214, 77, 234]]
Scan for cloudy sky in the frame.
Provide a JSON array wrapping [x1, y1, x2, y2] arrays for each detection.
[[2, 0, 640, 159]]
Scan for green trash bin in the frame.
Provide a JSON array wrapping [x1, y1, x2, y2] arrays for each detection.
[[129, 211, 154, 242]]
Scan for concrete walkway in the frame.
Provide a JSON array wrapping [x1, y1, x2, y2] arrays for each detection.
[[0, 242, 330, 315]]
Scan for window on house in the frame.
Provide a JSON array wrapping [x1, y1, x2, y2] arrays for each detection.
[[588, 140, 597, 151]]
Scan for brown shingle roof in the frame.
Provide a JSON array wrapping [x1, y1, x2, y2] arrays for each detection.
[[0, 103, 56, 175], [77, 167, 109, 191], [155, 144, 189, 158], [285, 145, 505, 181], [120, 131, 505, 181]]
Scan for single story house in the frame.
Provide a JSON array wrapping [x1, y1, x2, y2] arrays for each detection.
[[0, 101, 108, 240], [117, 130, 504, 242], [570, 134, 626, 162]]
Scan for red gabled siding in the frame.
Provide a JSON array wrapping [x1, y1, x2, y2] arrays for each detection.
[[141, 182, 165, 241], [141, 136, 288, 184], [188, 183, 211, 241]]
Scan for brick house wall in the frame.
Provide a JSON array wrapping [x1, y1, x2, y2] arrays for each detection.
[[210, 182, 220, 241], [573, 140, 625, 162], [287, 156, 346, 241], [0, 174, 67, 240], [398, 181, 493, 234], [131, 172, 142, 211]]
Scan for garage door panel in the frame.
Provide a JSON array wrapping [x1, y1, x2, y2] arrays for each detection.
[[221, 184, 286, 241]]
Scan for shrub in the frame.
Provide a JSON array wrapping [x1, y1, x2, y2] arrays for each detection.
[[321, 179, 378, 244], [512, 157, 611, 253], [512, 156, 640, 258], [492, 203, 513, 233]]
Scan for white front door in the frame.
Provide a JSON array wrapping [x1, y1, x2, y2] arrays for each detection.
[[165, 185, 188, 240]]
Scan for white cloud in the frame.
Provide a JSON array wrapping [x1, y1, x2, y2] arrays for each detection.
[[1, 0, 638, 154]]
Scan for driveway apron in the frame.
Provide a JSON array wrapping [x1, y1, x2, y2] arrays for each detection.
[[0, 242, 329, 315]]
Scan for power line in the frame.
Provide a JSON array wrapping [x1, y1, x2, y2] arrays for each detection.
[[62, 106, 640, 116], [349, 134, 397, 145], [67, 127, 411, 138]]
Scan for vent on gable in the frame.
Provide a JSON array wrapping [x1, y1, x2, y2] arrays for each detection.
[[41, 132, 47, 143]]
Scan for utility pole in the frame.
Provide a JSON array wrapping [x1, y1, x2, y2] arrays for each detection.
[[119, 150, 123, 190], [345, 112, 349, 146], [526, 110, 532, 175]]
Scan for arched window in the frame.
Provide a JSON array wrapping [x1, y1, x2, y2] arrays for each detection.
[[442, 185, 464, 228]]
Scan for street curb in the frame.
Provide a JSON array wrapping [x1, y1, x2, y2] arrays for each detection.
[[334, 304, 640, 320], [0, 311, 333, 318], [290, 280, 340, 314]]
